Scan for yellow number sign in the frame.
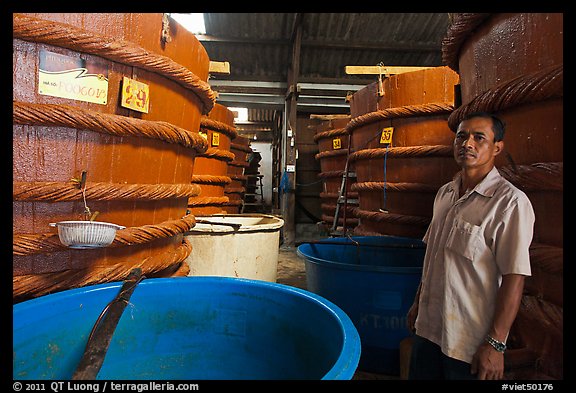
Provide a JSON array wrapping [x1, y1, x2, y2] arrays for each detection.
[[380, 127, 394, 145], [332, 138, 342, 150], [121, 76, 150, 113], [212, 132, 220, 147]]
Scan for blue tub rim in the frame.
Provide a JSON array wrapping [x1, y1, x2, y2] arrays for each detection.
[[296, 236, 425, 274], [13, 276, 361, 380]]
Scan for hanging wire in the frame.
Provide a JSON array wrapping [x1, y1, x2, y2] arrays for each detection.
[[295, 178, 325, 187]]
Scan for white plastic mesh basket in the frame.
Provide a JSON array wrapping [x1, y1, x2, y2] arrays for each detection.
[[49, 221, 125, 249]]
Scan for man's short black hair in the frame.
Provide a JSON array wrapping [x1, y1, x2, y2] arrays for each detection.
[[461, 112, 506, 142]]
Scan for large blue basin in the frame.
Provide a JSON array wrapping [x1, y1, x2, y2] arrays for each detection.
[[297, 235, 424, 375], [13, 276, 361, 380]]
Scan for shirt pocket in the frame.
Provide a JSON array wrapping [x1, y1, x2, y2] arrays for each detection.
[[445, 216, 483, 262]]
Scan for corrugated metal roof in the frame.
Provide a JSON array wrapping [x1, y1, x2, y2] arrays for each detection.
[[176, 13, 452, 129], [201, 13, 449, 82]]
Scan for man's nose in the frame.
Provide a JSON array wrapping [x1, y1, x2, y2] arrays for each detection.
[[462, 134, 474, 148]]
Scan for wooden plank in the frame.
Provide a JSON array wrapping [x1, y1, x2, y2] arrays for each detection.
[[309, 114, 351, 121], [345, 65, 434, 76], [209, 61, 230, 74]]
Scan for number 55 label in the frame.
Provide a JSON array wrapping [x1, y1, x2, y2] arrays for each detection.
[[121, 76, 150, 113], [380, 127, 394, 145]]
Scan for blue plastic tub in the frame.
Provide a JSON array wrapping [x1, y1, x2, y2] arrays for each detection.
[[297, 236, 425, 375], [13, 276, 360, 380]]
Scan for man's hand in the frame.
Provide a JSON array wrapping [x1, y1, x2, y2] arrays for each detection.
[[471, 342, 505, 380]]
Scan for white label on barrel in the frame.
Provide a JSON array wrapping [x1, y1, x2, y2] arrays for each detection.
[[38, 50, 109, 105]]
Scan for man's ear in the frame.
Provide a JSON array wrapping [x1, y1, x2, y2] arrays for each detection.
[[493, 140, 504, 156]]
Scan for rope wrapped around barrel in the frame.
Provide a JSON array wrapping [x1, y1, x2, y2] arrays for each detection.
[[350, 162, 562, 237], [320, 191, 359, 200], [13, 181, 202, 202], [349, 145, 454, 162], [200, 117, 238, 141], [315, 148, 348, 161], [313, 127, 348, 143], [345, 102, 454, 134], [14, 101, 209, 153], [187, 196, 230, 207], [352, 181, 439, 193], [190, 175, 232, 186], [13, 13, 216, 114], [353, 208, 431, 227], [13, 238, 193, 301], [14, 214, 198, 256], [321, 214, 359, 226], [447, 64, 563, 131], [197, 148, 235, 162], [317, 170, 350, 179]]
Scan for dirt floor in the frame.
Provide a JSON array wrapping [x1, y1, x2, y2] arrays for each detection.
[[275, 245, 401, 381]]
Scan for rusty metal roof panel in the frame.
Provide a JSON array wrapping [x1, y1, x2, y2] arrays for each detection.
[[200, 13, 449, 82]]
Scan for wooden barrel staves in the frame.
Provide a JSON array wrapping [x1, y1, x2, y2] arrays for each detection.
[[443, 12, 563, 380], [347, 66, 460, 238], [13, 13, 215, 302], [313, 115, 359, 230], [223, 135, 252, 214], [188, 104, 237, 215]]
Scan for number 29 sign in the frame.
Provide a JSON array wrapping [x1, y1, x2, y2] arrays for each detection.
[[121, 76, 150, 113]]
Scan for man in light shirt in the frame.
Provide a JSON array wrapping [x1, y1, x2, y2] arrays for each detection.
[[407, 112, 535, 380]]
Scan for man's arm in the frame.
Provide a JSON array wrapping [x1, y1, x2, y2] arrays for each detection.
[[471, 273, 525, 380]]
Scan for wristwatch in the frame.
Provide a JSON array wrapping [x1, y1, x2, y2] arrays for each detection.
[[485, 335, 507, 352]]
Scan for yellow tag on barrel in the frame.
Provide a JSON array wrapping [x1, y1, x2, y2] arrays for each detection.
[[380, 127, 394, 145], [121, 76, 150, 113]]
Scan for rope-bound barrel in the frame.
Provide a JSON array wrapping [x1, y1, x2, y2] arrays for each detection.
[[14, 101, 208, 153], [13, 13, 216, 114]]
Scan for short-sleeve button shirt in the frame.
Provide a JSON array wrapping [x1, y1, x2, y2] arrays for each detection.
[[415, 166, 535, 363]]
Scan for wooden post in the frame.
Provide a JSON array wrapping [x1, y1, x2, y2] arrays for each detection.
[[281, 13, 303, 247]]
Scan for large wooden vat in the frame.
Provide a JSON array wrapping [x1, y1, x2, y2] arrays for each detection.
[[13, 13, 214, 302], [443, 13, 563, 380], [347, 66, 460, 238], [188, 103, 237, 215], [223, 135, 252, 214], [313, 116, 359, 230]]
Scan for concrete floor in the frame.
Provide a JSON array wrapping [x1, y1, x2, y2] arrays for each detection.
[[275, 245, 401, 381]]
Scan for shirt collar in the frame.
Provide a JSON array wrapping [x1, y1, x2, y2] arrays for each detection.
[[449, 166, 502, 198]]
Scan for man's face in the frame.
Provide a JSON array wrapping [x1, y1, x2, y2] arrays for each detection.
[[453, 116, 503, 170]]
